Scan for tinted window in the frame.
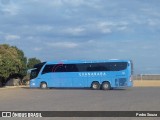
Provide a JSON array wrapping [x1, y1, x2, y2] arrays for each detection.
[[30, 62, 46, 78], [106, 62, 127, 71], [76, 62, 127, 72], [53, 64, 79, 72], [87, 63, 108, 71], [76, 63, 89, 71], [33, 62, 46, 75], [30, 69, 38, 79], [41, 62, 127, 74], [55, 65, 66, 72], [66, 64, 79, 72], [42, 65, 55, 74]]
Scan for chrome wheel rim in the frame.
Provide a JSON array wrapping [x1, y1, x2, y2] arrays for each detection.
[[103, 84, 108, 89], [93, 84, 98, 89], [42, 84, 47, 88]]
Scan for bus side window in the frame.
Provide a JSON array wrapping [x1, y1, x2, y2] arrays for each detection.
[[55, 66, 66, 72], [66, 64, 78, 72]]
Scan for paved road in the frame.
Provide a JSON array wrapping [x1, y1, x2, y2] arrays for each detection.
[[0, 87, 160, 120]]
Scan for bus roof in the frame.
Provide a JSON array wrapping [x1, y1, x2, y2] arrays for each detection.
[[45, 59, 131, 64]]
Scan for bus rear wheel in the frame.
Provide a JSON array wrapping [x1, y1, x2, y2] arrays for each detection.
[[101, 82, 111, 90], [40, 82, 47, 89], [91, 82, 100, 90]]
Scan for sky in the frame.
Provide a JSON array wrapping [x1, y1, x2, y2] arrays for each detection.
[[0, 0, 160, 74]]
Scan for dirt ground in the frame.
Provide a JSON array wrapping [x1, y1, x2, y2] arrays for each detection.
[[133, 80, 160, 87]]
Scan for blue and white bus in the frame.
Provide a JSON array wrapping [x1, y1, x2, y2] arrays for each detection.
[[30, 60, 133, 90]]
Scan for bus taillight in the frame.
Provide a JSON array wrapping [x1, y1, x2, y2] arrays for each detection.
[[130, 76, 132, 82]]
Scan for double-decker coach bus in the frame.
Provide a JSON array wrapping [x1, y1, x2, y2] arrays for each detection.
[[30, 60, 133, 90]]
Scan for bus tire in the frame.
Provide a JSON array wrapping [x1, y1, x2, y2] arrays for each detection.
[[91, 82, 100, 90], [40, 82, 47, 89], [101, 81, 111, 90]]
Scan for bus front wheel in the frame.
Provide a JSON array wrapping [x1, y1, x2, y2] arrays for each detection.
[[91, 82, 100, 90], [101, 82, 111, 90], [40, 82, 47, 89]]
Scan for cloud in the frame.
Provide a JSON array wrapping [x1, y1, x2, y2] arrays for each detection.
[[35, 25, 54, 32], [147, 19, 160, 27], [0, 31, 3, 34], [5, 34, 20, 41], [1, 0, 10, 5], [0, 1, 20, 15], [63, 27, 85, 36], [33, 47, 42, 52], [50, 0, 100, 8], [96, 21, 129, 34], [97, 22, 112, 34], [46, 41, 79, 49], [59, 0, 85, 7]]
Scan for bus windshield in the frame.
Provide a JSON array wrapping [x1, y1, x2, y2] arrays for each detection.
[[30, 62, 46, 79], [30, 69, 38, 79]]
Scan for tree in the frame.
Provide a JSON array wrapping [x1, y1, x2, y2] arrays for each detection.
[[0, 44, 27, 82], [11, 46, 27, 76], [0, 44, 42, 86], [27, 58, 41, 70]]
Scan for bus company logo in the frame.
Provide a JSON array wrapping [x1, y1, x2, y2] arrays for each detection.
[[79, 72, 106, 77], [2, 112, 11, 117]]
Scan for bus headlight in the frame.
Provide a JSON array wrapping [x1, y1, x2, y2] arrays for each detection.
[[30, 79, 35, 86], [32, 83, 35, 86]]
